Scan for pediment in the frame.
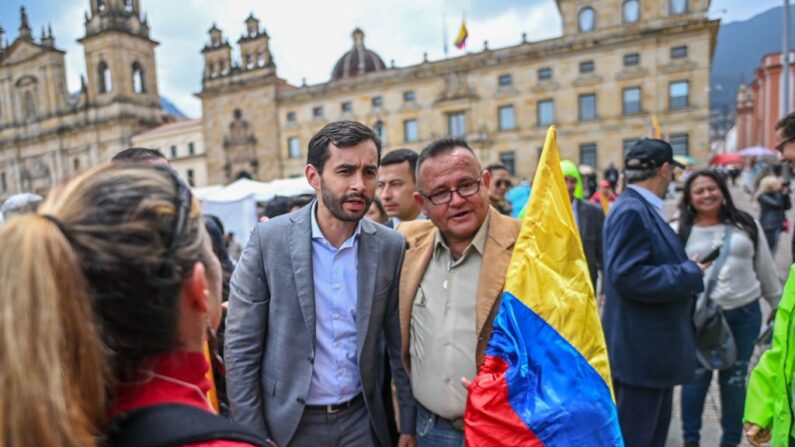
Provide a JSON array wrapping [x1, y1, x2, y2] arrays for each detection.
[[0, 40, 55, 67]]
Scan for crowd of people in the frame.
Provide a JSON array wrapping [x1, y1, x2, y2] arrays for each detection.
[[3, 115, 795, 447]]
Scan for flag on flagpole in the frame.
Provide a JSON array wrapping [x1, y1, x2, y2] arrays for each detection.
[[464, 126, 623, 446], [650, 115, 663, 139], [454, 18, 468, 49]]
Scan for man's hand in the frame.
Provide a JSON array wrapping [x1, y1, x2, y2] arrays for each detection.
[[744, 423, 771, 446], [691, 254, 711, 274], [397, 434, 417, 447]]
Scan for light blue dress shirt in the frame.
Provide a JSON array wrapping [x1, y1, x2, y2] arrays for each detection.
[[307, 203, 363, 405], [627, 184, 665, 220]]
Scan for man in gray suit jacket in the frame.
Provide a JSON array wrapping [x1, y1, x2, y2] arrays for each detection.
[[225, 121, 416, 447]]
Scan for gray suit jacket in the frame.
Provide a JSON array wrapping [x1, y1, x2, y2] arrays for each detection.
[[575, 199, 604, 290], [224, 204, 416, 447]]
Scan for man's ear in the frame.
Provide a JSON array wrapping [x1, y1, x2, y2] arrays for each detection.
[[182, 262, 209, 313], [306, 164, 321, 193], [482, 169, 492, 189]]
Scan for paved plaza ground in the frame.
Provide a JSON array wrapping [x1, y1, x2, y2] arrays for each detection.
[[662, 182, 787, 447]]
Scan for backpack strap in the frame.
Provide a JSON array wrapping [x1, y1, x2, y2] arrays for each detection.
[[105, 403, 269, 447]]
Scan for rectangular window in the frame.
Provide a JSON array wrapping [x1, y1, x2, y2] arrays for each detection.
[[371, 96, 383, 107], [499, 151, 516, 176], [669, 80, 689, 109], [73, 158, 80, 172], [537, 99, 554, 126], [186, 169, 195, 187], [287, 111, 296, 122], [341, 101, 352, 112], [623, 53, 640, 66], [288, 137, 301, 159], [622, 87, 642, 115], [0, 172, 5, 192], [403, 90, 416, 102], [580, 143, 597, 168], [448, 112, 467, 138], [403, 119, 419, 142], [537, 67, 552, 80], [312, 106, 324, 117], [170, 145, 177, 158], [670, 133, 689, 156], [188, 142, 195, 156], [498, 74, 513, 86], [498, 105, 516, 131], [579, 60, 594, 73], [671, 45, 688, 59], [579, 94, 596, 121]]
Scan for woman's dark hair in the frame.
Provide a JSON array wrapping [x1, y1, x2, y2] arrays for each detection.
[[203, 214, 234, 300], [677, 169, 758, 248]]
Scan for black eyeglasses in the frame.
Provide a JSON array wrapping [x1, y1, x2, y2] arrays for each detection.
[[776, 136, 795, 152], [154, 165, 193, 251], [421, 178, 482, 205]]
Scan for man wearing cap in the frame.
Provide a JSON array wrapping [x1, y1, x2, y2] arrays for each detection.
[[602, 139, 708, 447]]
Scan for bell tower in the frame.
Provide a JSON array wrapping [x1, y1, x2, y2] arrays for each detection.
[[79, 0, 159, 110]]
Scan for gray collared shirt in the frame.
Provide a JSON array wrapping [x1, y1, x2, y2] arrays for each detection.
[[410, 214, 491, 419]]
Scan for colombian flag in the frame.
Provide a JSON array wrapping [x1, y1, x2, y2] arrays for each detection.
[[454, 19, 468, 49], [464, 127, 623, 446]]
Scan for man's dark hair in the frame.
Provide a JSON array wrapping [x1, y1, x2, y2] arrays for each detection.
[[485, 163, 509, 175], [416, 138, 476, 181], [381, 148, 419, 181], [307, 121, 381, 173], [776, 112, 795, 139], [112, 147, 167, 162]]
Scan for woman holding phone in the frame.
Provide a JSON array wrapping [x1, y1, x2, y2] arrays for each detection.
[[675, 170, 781, 447]]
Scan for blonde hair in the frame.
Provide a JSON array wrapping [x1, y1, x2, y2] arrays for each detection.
[[0, 163, 206, 447], [757, 175, 782, 197]]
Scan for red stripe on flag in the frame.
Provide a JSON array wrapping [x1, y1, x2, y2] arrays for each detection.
[[465, 356, 545, 447]]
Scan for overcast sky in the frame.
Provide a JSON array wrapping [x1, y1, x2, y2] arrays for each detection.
[[0, 0, 784, 117]]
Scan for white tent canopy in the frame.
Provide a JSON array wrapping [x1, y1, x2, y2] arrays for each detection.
[[195, 177, 314, 247]]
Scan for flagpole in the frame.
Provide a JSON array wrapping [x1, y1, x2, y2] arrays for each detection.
[[443, 14, 449, 58]]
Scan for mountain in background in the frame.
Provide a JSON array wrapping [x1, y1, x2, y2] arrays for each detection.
[[711, 5, 795, 114], [160, 96, 187, 118]]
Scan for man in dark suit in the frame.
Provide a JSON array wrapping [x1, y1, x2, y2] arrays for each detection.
[[225, 121, 416, 447], [561, 159, 603, 290], [602, 139, 707, 447]]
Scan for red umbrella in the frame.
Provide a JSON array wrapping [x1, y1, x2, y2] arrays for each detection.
[[710, 153, 745, 166]]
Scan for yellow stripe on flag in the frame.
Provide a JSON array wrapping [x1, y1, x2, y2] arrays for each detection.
[[504, 126, 615, 397]]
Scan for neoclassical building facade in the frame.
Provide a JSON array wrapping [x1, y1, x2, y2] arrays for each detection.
[[0, 0, 165, 199], [1, 0, 717, 197], [199, 0, 718, 184]]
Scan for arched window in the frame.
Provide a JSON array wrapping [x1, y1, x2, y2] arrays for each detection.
[[669, 0, 687, 15], [124, 0, 133, 13], [23, 91, 36, 120], [246, 54, 254, 70], [98, 61, 111, 94], [622, 0, 640, 23], [97, 0, 107, 12], [257, 50, 266, 67], [578, 7, 596, 32], [132, 62, 145, 93]]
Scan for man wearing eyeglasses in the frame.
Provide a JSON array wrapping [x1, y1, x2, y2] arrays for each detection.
[[485, 163, 513, 216], [395, 138, 521, 445]]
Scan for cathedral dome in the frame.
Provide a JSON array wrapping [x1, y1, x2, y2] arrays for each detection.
[[332, 28, 386, 81]]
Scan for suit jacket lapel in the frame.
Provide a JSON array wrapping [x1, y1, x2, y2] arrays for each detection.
[[475, 209, 516, 337], [356, 221, 378, 360], [289, 207, 316, 350], [399, 228, 435, 370]]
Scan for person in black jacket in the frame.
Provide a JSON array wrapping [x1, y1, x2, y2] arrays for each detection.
[[756, 175, 791, 257]]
